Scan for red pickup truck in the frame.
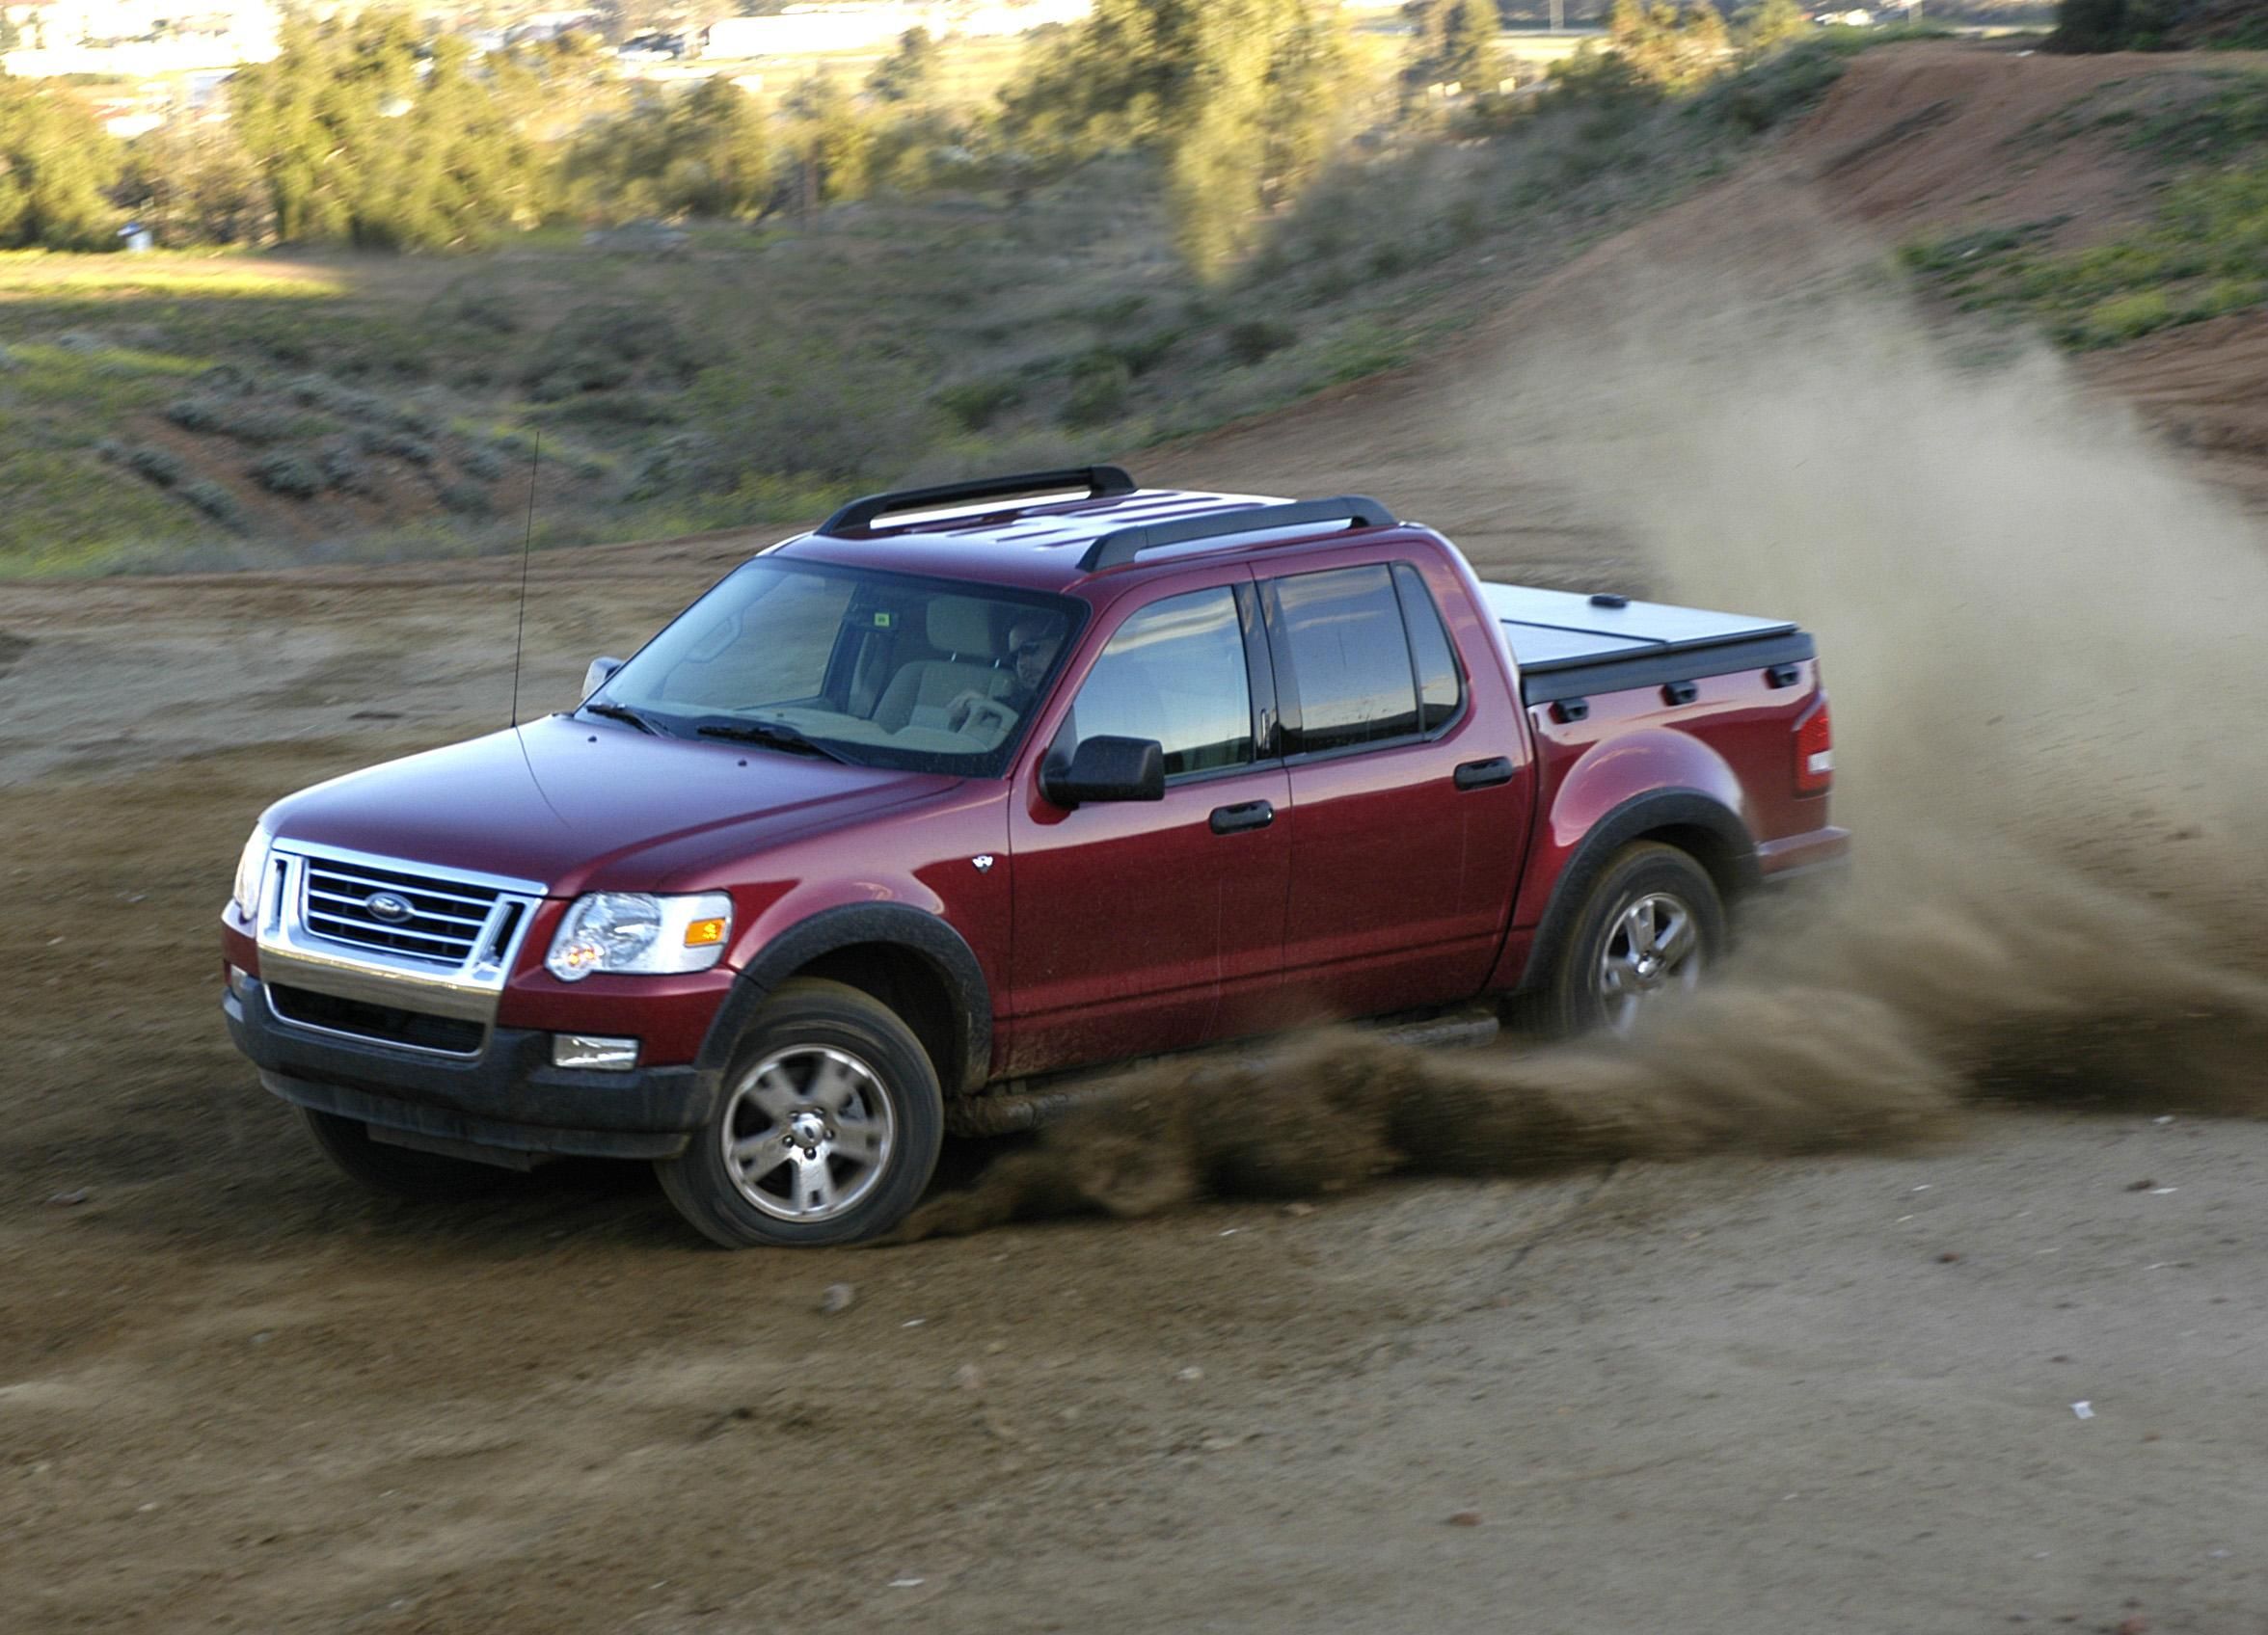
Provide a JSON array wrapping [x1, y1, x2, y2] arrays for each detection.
[[221, 467, 1846, 1246]]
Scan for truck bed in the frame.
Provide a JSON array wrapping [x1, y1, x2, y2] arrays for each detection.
[[1483, 583, 1817, 706]]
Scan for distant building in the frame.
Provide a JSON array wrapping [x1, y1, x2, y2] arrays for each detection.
[[696, 0, 1092, 61], [1, 0, 279, 75]]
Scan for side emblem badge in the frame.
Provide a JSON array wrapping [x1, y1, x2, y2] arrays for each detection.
[[971, 855, 995, 872]]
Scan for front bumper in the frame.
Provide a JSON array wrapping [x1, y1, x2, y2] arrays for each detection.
[[225, 977, 718, 1161]]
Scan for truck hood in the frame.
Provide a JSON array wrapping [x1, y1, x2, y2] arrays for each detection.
[[268, 713, 959, 895]]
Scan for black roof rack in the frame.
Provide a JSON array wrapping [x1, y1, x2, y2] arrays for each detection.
[[1077, 496, 1394, 573], [819, 466, 1137, 536]]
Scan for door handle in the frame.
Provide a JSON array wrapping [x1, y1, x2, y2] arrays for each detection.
[[1452, 757, 1515, 791], [1209, 799, 1276, 835]]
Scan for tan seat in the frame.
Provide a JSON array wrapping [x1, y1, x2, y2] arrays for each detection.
[[875, 597, 1013, 733]]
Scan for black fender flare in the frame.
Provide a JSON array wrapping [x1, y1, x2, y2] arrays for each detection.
[[1514, 789, 1760, 991], [696, 903, 992, 1093]]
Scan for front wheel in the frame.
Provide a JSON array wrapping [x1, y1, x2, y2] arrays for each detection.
[[1519, 842, 1725, 1039], [657, 978, 944, 1247]]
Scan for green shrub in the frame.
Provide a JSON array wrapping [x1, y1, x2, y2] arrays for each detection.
[[526, 390, 686, 429], [358, 429, 436, 466], [1689, 39, 1850, 134], [449, 290, 521, 334], [624, 432, 724, 501], [165, 395, 324, 444], [164, 396, 224, 434], [1225, 318, 1297, 364], [458, 443, 508, 481], [320, 444, 372, 495], [1061, 355, 1131, 428], [524, 305, 699, 401], [285, 373, 385, 420], [192, 362, 256, 396], [934, 376, 1025, 431], [1104, 328, 1182, 376], [125, 445, 187, 488], [250, 450, 323, 498], [437, 481, 494, 518], [179, 479, 247, 531], [2079, 289, 2174, 344]]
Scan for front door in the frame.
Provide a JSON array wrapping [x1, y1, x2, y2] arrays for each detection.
[[1005, 578, 1290, 1076]]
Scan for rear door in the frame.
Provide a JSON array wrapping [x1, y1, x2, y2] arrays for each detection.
[[1264, 558, 1529, 1019], [1004, 575, 1291, 1076]]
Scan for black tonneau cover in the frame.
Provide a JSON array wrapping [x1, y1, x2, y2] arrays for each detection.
[[1483, 583, 1815, 707]]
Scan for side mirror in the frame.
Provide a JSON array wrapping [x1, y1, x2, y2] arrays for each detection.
[[581, 656, 624, 700], [1041, 736, 1165, 808]]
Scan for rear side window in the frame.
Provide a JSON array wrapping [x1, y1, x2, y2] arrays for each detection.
[[1393, 562, 1463, 731], [1268, 565, 1421, 755], [1062, 586, 1254, 777]]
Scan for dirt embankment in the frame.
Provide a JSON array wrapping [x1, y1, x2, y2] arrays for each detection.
[[3, 41, 2267, 1635]]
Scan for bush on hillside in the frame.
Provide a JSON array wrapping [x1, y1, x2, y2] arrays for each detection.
[[250, 450, 323, 498]]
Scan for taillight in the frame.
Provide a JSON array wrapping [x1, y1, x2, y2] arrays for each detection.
[[1795, 697, 1833, 794]]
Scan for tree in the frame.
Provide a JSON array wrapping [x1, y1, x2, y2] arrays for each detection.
[[1735, 0, 1809, 51], [117, 116, 274, 246], [1609, 0, 1731, 94], [0, 77, 123, 250], [572, 75, 773, 220], [2048, 0, 2186, 50], [866, 27, 939, 104], [229, 13, 554, 249], [1408, 0, 1505, 96], [782, 72, 873, 209], [1001, 0, 1351, 276]]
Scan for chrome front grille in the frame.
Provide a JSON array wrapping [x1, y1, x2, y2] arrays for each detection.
[[255, 844, 547, 1041], [302, 855, 509, 966]]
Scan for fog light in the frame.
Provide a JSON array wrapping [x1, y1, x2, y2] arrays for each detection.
[[553, 1033, 640, 1071], [225, 963, 251, 999]]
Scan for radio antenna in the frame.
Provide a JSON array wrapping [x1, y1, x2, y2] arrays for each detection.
[[510, 432, 539, 728]]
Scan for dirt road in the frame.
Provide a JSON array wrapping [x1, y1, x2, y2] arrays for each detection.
[[6, 42, 2267, 1634]]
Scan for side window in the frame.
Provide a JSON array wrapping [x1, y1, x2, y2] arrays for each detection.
[[1393, 562, 1463, 731], [1062, 586, 1254, 777], [1269, 564, 1420, 755]]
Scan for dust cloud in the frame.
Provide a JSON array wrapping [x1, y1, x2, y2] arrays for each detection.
[[888, 278, 2268, 1245]]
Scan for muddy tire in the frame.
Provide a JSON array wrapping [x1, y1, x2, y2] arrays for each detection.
[[1517, 842, 1725, 1039], [657, 978, 944, 1248], [300, 1108, 513, 1202]]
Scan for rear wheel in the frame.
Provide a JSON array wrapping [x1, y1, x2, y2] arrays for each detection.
[[300, 1108, 513, 1202], [1519, 842, 1725, 1039], [657, 978, 944, 1247]]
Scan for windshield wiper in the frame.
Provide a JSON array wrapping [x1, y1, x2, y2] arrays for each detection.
[[581, 702, 662, 736], [696, 719, 850, 763]]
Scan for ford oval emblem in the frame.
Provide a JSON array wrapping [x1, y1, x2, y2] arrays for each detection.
[[364, 891, 414, 925]]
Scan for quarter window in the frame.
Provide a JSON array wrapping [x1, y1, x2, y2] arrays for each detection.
[[1062, 586, 1254, 777], [1394, 562, 1464, 730], [1269, 565, 1421, 755]]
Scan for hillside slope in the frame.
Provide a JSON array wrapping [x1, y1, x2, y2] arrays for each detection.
[[1172, 40, 2268, 515]]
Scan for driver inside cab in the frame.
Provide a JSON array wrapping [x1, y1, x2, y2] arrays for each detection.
[[944, 613, 1064, 735]]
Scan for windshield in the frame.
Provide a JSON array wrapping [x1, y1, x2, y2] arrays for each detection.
[[588, 559, 1085, 776]]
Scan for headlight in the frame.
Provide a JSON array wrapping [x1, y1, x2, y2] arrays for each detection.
[[231, 822, 272, 921], [545, 892, 733, 982]]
